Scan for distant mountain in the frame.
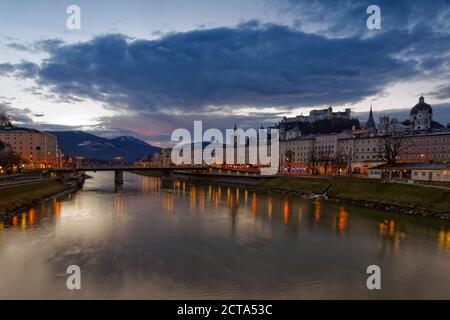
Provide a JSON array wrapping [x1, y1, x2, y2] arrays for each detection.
[[51, 131, 161, 162]]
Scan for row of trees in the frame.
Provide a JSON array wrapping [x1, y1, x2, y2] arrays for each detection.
[[306, 151, 349, 176]]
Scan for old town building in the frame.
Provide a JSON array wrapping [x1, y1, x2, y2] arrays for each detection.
[[0, 126, 62, 168], [399, 132, 450, 163]]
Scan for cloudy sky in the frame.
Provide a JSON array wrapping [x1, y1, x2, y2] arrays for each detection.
[[0, 0, 449, 146]]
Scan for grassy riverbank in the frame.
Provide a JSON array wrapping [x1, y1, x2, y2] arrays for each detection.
[[133, 171, 450, 219], [263, 176, 450, 218], [0, 180, 72, 216]]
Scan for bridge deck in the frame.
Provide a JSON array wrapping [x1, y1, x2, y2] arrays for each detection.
[[47, 166, 209, 172]]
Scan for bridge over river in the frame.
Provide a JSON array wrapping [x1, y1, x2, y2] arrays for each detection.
[[47, 165, 209, 185]]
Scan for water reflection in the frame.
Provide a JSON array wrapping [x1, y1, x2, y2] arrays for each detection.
[[0, 177, 448, 250], [114, 192, 124, 215], [0, 172, 450, 299], [378, 219, 406, 248], [1, 199, 63, 231], [162, 192, 174, 213], [333, 207, 348, 234], [438, 230, 450, 250], [314, 200, 321, 222]]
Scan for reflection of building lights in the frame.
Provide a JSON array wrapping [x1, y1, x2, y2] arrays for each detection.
[[251, 193, 257, 216], [213, 187, 219, 208], [336, 207, 348, 233], [283, 199, 289, 225], [162, 192, 174, 212], [199, 189, 205, 209], [314, 201, 321, 222], [11, 215, 18, 228], [227, 189, 233, 209], [54, 200, 61, 220], [28, 209, 35, 226], [21, 213, 27, 231], [438, 230, 450, 250], [267, 197, 272, 219], [378, 219, 405, 247], [190, 186, 197, 209], [114, 193, 124, 214]]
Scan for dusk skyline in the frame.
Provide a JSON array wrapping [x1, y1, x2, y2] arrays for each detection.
[[1, 0, 450, 147], [1, 1, 450, 303]]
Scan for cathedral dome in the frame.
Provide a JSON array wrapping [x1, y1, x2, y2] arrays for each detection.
[[410, 96, 432, 116]]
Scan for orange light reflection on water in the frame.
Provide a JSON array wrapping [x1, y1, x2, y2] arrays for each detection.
[[283, 199, 289, 225], [438, 230, 450, 250]]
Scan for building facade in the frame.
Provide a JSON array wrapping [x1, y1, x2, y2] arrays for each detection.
[[280, 133, 350, 174], [398, 132, 450, 163], [0, 126, 61, 168], [280, 136, 314, 173]]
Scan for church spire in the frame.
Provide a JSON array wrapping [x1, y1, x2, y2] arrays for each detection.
[[366, 104, 376, 131]]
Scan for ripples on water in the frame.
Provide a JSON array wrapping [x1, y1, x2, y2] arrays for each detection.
[[0, 172, 449, 299]]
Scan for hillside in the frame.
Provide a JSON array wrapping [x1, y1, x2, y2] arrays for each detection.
[[51, 131, 161, 163]]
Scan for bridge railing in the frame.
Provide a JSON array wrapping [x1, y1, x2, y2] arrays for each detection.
[[53, 164, 209, 171]]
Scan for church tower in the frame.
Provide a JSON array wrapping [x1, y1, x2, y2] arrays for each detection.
[[365, 105, 377, 134], [410, 96, 432, 131]]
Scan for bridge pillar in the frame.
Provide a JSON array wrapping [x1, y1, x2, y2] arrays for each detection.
[[114, 170, 124, 185]]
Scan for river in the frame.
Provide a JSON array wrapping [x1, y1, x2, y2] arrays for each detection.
[[0, 172, 449, 299]]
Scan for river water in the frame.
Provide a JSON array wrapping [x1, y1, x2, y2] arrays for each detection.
[[0, 172, 449, 299]]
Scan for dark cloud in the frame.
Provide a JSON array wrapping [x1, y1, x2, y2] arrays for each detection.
[[6, 43, 32, 52], [1, 1, 450, 145], [278, 0, 450, 37], [429, 85, 450, 100], [4, 21, 449, 116], [0, 100, 34, 124], [0, 61, 39, 78], [0, 63, 15, 74]]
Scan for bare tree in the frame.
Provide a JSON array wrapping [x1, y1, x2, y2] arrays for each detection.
[[0, 149, 22, 174], [312, 149, 335, 175], [307, 152, 319, 175], [320, 151, 335, 176], [333, 151, 348, 175], [376, 135, 409, 165]]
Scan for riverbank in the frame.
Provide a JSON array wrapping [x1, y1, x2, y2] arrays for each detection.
[[263, 176, 450, 220], [0, 180, 75, 217], [136, 171, 450, 220]]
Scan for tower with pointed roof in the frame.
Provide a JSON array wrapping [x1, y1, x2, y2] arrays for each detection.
[[365, 105, 377, 134]]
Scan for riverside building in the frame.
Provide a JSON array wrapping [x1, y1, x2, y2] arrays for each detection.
[[0, 124, 62, 168]]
